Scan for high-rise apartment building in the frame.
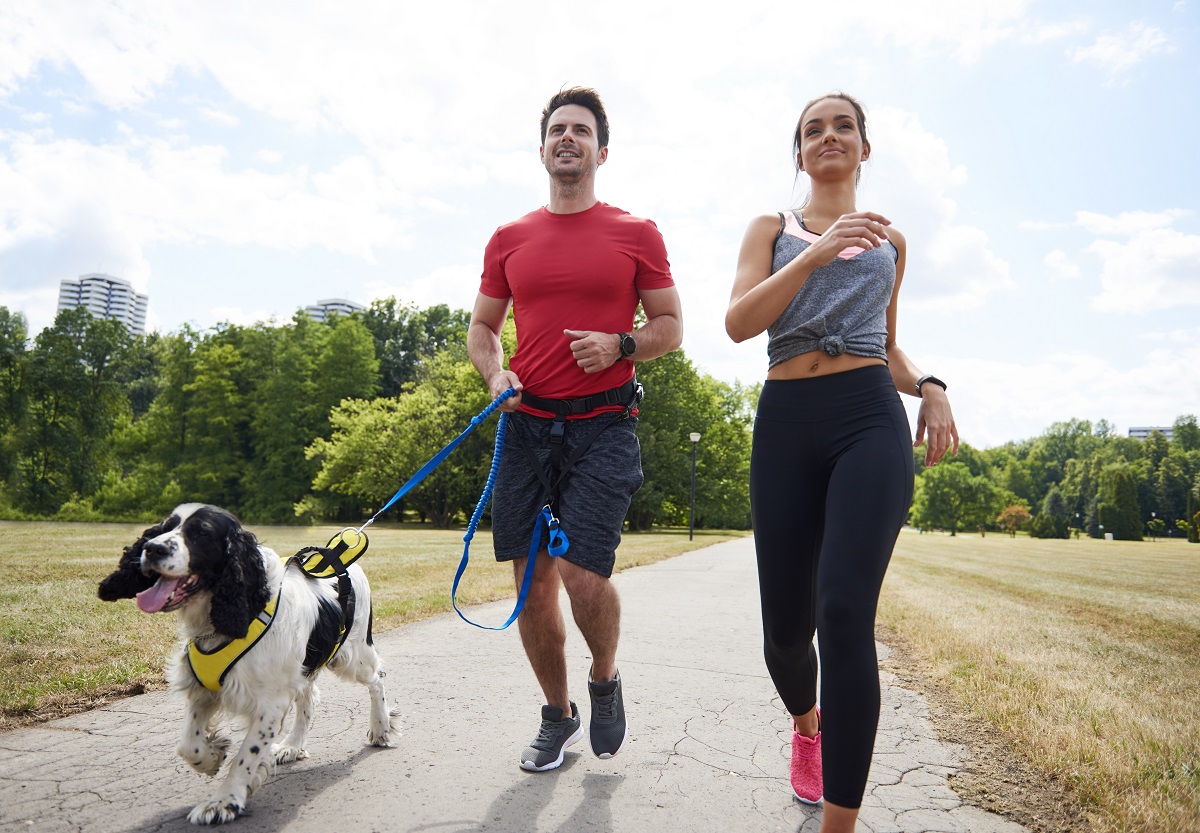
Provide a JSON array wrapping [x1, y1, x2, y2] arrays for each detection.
[[305, 298, 365, 322], [57, 273, 148, 336]]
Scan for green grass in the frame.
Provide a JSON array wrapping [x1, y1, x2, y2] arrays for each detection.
[[879, 532, 1200, 833], [0, 520, 744, 728]]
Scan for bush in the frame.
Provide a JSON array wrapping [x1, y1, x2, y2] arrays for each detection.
[[1030, 513, 1069, 539]]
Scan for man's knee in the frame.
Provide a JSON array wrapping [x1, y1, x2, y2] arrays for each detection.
[[559, 561, 620, 619]]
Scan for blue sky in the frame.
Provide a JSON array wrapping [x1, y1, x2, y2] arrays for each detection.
[[1, 1, 1197, 448]]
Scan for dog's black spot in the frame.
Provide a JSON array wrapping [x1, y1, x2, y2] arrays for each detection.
[[250, 745, 260, 754], [366, 602, 375, 646], [194, 748, 199, 754], [303, 595, 345, 674]]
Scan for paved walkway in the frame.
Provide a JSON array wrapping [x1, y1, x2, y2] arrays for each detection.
[[0, 537, 1028, 832]]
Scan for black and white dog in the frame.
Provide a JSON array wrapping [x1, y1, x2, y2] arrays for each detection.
[[98, 503, 397, 825]]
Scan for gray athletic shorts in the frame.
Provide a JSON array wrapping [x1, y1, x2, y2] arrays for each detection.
[[491, 411, 643, 578]]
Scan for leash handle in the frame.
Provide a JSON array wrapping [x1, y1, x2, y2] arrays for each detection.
[[356, 387, 516, 534]]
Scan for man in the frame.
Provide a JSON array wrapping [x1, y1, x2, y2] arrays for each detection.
[[467, 87, 683, 772]]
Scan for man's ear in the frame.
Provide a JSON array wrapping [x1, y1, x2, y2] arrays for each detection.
[[597, 146, 608, 167]]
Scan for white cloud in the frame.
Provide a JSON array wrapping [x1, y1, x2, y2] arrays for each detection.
[[1076, 209, 1189, 236], [1069, 22, 1174, 77], [910, 342, 1200, 448], [1073, 210, 1200, 313], [1088, 227, 1200, 313], [0, 132, 415, 265], [365, 263, 480, 314], [199, 108, 238, 127], [863, 107, 1014, 311], [1044, 249, 1081, 279]]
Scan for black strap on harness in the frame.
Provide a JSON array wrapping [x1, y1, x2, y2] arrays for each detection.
[[519, 378, 640, 471], [512, 379, 643, 509], [289, 544, 356, 665]]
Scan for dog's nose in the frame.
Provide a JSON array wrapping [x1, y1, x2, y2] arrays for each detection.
[[143, 541, 169, 562]]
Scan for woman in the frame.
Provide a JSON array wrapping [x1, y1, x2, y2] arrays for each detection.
[[725, 92, 958, 832]]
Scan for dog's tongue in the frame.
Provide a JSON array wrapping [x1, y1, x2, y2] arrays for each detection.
[[136, 575, 183, 613]]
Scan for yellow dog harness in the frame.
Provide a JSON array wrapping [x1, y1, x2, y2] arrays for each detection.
[[185, 529, 369, 691]]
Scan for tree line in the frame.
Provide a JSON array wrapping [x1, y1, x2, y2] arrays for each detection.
[[0, 302, 753, 531], [909, 415, 1200, 542], [2, 302, 1196, 542]]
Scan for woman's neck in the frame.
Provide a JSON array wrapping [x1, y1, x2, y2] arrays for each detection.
[[802, 180, 858, 228]]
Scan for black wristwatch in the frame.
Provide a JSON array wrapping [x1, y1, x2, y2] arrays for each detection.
[[619, 332, 637, 359], [915, 374, 947, 396]]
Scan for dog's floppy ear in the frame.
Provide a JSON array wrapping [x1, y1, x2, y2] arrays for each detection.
[[209, 525, 270, 640], [98, 522, 165, 601]]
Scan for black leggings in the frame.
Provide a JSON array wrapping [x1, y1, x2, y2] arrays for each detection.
[[750, 365, 913, 809]]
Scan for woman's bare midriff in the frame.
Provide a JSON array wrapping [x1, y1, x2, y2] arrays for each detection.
[[767, 351, 887, 380]]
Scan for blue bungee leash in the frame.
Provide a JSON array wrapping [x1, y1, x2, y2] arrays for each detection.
[[452, 413, 569, 630], [354, 388, 518, 535]]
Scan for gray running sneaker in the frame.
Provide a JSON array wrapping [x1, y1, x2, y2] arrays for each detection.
[[519, 702, 583, 772], [588, 671, 628, 758]]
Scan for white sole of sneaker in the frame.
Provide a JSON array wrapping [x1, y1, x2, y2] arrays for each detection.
[[792, 791, 823, 805], [519, 724, 584, 772]]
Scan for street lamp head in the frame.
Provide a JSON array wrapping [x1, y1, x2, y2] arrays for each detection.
[[689, 432, 701, 443]]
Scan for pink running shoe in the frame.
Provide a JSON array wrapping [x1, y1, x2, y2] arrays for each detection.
[[790, 717, 823, 804]]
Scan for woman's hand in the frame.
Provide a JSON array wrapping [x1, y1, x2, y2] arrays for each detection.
[[914, 385, 959, 466], [805, 211, 892, 266]]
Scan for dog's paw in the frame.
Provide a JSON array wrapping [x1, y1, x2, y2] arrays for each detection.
[[367, 709, 402, 747], [187, 798, 244, 825], [273, 744, 309, 765], [180, 734, 230, 777]]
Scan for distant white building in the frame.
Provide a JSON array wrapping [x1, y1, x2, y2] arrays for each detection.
[[305, 298, 365, 322], [57, 273, 148, 336], [1128, 426, 1174, 441]]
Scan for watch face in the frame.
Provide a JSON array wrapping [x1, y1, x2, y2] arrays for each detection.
[[621, 334, 636, 356]]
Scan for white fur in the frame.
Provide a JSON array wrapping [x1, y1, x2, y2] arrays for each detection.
[[131, 504, 399, 825]]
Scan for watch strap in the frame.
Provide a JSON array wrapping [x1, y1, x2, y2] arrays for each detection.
[[915, 374, 947, 396]]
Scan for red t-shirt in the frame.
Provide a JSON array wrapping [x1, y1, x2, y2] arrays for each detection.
[[480, 201, 674, 416]]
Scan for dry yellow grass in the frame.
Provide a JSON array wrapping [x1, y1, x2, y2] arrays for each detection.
[[879, 532, 1200, 833], [0, 519, 744, 729]]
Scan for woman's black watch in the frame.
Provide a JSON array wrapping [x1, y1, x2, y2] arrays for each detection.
[[619, 332, 637, 359], [915, 374, 947, 396]]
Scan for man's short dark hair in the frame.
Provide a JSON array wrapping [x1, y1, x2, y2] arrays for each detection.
[[540, 87, 610, 149]]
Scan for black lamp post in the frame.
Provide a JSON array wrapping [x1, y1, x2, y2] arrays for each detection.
[[689, 432, 701, 541]]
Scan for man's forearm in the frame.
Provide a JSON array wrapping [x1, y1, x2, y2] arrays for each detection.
[[628, 313, 682, 362]]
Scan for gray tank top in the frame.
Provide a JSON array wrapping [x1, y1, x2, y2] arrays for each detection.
[[767, 210, 897, 368]]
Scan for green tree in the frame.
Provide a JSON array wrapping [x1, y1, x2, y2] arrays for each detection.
[[1172, 414, 1200, 453], [314, 315, 380, 419], [357, 297, 469, 398], [308, 347, 490, 528], [1155, 454, 1190, 527], [175, 342, 248, 506], [1096, 463, 1142, 541], [627, 350, 752, 531], [241, 324, 322, 522], [0, 308, 29, 490], [12, 308, 130, 513], [911, 462, 995, 536], [1142, 430, 1170, 472]]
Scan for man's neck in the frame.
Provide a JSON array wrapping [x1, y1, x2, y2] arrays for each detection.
[[546, 179, 599, 214]]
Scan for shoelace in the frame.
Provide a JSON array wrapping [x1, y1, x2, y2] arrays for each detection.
[[533, 717, 571, 750], [592, 691, 618, 722]]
